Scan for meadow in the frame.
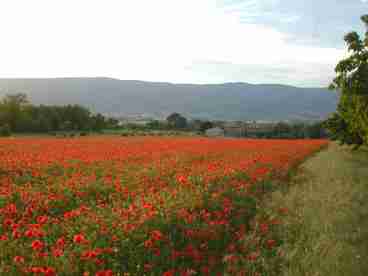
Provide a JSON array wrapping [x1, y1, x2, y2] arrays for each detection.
[[0, 136, 327, 275], [269, 143, 368, 276]]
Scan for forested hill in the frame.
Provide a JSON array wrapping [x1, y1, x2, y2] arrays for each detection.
[[0, 78, 338, 121]]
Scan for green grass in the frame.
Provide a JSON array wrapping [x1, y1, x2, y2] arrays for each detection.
[[268, 143, 368, 275]]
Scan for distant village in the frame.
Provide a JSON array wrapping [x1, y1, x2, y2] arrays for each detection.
[[115, 113, 326, 139], [206, 121, 276, 138]]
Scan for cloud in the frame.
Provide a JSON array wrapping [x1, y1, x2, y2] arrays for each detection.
[[0, 0, 345, 86]]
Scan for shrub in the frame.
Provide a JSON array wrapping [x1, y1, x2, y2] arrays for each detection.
[[0, 124, 11, 137]]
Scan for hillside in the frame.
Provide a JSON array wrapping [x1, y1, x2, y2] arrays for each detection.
[[0, 78, 338, 121]]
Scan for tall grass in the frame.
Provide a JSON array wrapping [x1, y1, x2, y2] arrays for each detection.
[[268, 143, 368, 275]]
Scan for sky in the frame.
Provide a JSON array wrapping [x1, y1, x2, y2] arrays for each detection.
[[0, 0, 366, 87]]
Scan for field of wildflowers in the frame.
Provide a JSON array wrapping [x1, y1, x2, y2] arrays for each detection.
[[0, 137, 327, 275]]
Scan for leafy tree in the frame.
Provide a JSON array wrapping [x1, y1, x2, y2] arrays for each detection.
[[273, 122, 291, 138], [60, 120, 73, 132], [0, 94, 115, 133], [199, 121, 214, 133], [91, 113, 106, 132], [325, 15, 368, 148], [324, 112, 363, 147], [61, 105, 91, 130], [146, 120, 159, 129], [0, 93, 29, 131], [306, 122, 325, 139], [166, 113, 187, 129], [106, 118, 119, 129], [0, 124, 11, 137], [290, 123, 306, 139]]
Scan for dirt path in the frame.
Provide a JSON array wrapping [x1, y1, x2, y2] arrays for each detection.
[[270, 143, 368, 276]]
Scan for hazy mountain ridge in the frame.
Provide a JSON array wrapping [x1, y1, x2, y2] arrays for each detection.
[[0, 78, 338, 121]]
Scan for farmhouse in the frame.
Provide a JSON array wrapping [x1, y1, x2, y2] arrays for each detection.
[[245, 121, 275, 135], [223, 121, 246, 137], [205, 127, 225, 137], [220, 121, 276, 137]]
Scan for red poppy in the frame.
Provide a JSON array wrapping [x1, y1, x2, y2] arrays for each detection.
[[31, 239, 44, 251], [95, 269, 113, 276], [13, 256, 25, 264], [44, 267, 56, 276], [266, 239, 277, 249], [163, 270, 175, 276], [73, 234, 87, 244]]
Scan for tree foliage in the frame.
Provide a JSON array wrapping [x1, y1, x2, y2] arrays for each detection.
[[325, 15, 368, 148], [0, 94, 117, 134], [199, 121, 214, 133], [0, 93, 29, 132], [249, 122, 326, 139], [166, 113, 187, 129]]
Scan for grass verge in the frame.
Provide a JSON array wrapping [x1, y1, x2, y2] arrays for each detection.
[[268, 143, 368, 276]]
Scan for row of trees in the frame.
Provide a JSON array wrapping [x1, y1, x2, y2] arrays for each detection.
[[163, 113, 326, 138], [0, 94, 117, 135], [161, 112, 326, 138], [244, 122, 327, 139], [324, 15, 368, 148], [146, 114, 212, 132]]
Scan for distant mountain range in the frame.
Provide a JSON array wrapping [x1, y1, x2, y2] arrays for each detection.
[[0, 78, 338, 121]]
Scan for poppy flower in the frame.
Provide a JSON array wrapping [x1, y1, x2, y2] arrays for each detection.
[[13, 256, 25, 264], [73, 234, 87, 244], [31, 240, 44, 251]]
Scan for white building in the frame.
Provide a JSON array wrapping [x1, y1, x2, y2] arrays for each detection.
[[205, 127, 225, 137]]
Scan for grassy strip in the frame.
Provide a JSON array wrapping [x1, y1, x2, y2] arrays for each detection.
[[268, 143, 368, 275]]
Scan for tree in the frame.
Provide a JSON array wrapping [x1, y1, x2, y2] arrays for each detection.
[[0, 124, 11, 137], [306, 122, 325, 139], [166, 113, 187, 129], [91, 113, 106, 132], [62, 105, 91, 130], [0, 93, 119, 134], [325, 15, 368, 148], [290, 123, 306, 139], [106, 118, 119, 129], [147, 120, 161, 130], [273, 122, 291, 138], [325, 112, 356, 143], [0, 93, 29, 131], [199, 121, 214, 133]]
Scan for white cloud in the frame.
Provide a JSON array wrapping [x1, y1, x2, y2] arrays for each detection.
[[0, 0, 345, 86]]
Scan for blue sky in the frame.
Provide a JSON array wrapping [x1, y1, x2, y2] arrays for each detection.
[[220, 0, 366, 48], [0, 0, 366, 87]]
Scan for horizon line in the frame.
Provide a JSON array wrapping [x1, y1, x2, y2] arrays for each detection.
[[0, 76, 329, 89]]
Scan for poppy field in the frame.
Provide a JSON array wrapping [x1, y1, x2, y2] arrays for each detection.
[[0, 137, 327, 275]]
